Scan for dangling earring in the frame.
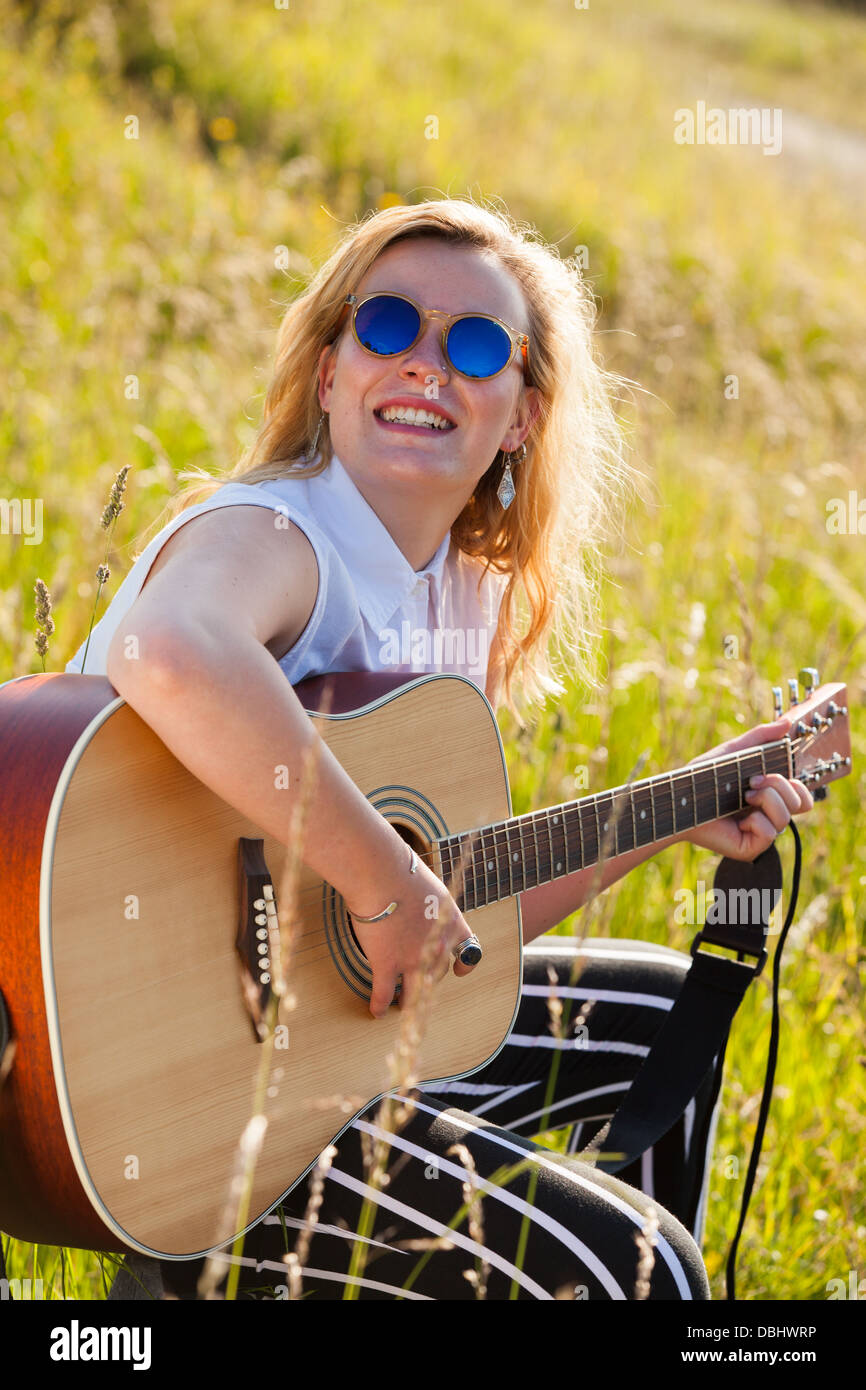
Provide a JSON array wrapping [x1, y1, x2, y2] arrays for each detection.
[[306, 411, 327, 462], [497, 442, 526, 510]]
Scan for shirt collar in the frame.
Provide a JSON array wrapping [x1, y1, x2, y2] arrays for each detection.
[[306, 451, 452, 631]]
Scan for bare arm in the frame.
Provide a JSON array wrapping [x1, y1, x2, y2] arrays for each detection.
[[519, 834, 683, 943], [106, 504, 474, 1017], [518, 722, 813, 943]]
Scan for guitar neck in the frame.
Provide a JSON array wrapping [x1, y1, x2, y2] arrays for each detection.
[[438, 738, 792, 911]]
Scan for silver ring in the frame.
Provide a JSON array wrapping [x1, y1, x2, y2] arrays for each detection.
[[452, 934, 483, 968]]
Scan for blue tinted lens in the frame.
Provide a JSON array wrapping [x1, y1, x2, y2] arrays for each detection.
[[447, 317, 512, 378], [354, 296, 421, 355]]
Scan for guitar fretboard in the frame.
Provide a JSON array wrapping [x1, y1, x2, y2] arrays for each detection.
[[438, 740, 791, 912]]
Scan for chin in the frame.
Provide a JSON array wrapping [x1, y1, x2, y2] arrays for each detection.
[[359, 442, 458, 477]]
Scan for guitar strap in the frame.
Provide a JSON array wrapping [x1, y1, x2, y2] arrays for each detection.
[[590, 843, 786, 1179]]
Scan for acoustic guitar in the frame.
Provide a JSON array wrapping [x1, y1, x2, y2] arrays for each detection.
[[0, 667, 850, 1259]]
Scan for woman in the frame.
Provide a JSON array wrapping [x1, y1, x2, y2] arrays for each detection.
[[68, 197, 811, 1300]]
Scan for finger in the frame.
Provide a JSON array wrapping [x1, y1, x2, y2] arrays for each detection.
[[431, 950, 452, 984], [429, 931, 454, 985], [737, 717, 791, 748], [737, 808, 782, 855], [450, 930, 482, 978], [695, 717, 791, 762], [397, 964, 418, 1014], [747, 774, 804, 816], [743, 785, 792, 833], [453, 955, 481, 978], [775, 775, 814, 814], [746, 773, 813, 823], [369, 969, 400, 1020], [398, 955, 441, 1013]]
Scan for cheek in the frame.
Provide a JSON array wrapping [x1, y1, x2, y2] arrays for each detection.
[[474, 383, 515, 430], [336, 346, 385, 404], [328, 363, 374, 419]]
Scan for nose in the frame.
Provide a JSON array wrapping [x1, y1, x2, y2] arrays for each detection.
[[398, 314, 450, 385]]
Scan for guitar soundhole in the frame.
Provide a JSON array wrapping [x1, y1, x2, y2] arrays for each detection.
[[343, 908, 366, 959], [322, 790, 448, 1003]]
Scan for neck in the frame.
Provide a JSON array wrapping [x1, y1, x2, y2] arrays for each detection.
[[333, 452, 466, 571], [437, 737, 793, 912]]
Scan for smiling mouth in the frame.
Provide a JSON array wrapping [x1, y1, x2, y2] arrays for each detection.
[[374, 406, 456, 431]]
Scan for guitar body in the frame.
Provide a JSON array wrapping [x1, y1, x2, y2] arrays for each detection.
[[0, 670, 521, 1258]]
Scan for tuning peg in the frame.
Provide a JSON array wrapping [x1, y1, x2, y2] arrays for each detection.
[[827, 700, 848, 717], [772, 686, 783, 719], [799, 667, 820, 698], [788, 678, 800, 708]]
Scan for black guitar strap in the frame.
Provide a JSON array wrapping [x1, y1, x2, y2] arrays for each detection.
[[583, 830, 803, 1295], [585, 838, 791, 1179]]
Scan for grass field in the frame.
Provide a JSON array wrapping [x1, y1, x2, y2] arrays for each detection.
[[1, 0, 864, 1300]]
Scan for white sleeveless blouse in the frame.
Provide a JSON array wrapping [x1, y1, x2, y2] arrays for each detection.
[[65, 451, 507, 696]]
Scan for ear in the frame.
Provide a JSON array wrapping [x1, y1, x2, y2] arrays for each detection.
[[500, 385, 542, 454], [316, 343, 338, 412]]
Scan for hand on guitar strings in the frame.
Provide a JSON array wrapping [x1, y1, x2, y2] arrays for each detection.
[[679, 716, 814, 860], [347, 854, 478, 1020]]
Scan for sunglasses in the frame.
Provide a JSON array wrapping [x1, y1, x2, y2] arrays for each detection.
[[341, 291, 530, 382]]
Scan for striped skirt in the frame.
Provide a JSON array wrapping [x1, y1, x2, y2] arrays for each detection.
[[112, 935, 720, 1301]]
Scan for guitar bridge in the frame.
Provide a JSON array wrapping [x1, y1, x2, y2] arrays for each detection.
[[236, 838, 283, 1042]]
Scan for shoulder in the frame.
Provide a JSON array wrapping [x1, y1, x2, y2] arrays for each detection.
[[127, 489, 323, 660], [140, 492, 320, 594]]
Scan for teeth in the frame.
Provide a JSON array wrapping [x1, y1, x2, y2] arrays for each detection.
[[378, 405, 453, 429]]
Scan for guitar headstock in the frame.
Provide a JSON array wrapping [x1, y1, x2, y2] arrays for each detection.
[[772, 669, 852, 796]]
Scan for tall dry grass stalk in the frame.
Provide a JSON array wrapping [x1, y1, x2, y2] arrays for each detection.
[[283, 1141, 338, 1299], [33, 578, 54, 671], [633, 1203, 659, 1300], [342, 820, 483, 1298], [559, 746, 651, 1020], [445, 1142, 489, 1299], [726, 553, 761, 718], [342, 913, 446, 1298], [79, 464, 130, 675], [397, 1154, 537, 1297], [562, 751, 651, 1173], [505, 754, 653, 1298], [196, 679, 334, 1301]]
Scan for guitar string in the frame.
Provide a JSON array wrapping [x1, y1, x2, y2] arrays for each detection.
[[242, 735, 832, 1000], [239, 732, 838, 1022], [247, 738, 804, 956]]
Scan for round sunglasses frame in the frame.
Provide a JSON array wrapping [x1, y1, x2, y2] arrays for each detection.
[[342, 291, 531, 382]]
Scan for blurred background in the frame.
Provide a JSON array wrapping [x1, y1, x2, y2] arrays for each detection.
[[1, 0, 864, 1300]]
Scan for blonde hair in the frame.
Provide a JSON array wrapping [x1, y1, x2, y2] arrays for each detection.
[[138, 196, 641, 721]]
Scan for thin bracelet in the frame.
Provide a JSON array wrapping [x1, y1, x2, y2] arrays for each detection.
[[347, 845, 419, 922]]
